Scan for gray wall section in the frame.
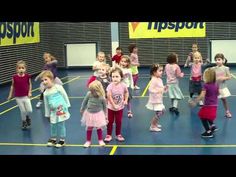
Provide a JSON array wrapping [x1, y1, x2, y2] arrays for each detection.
[[119, 22, 236, 66], [0, 22, 111, 84]]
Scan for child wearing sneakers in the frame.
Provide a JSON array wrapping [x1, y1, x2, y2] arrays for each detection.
[[35, 52, 62, 108], [189, 68, 219, 138], [128, 43, 140, 90], [7, 60, 32, 130], [146, 64, 168, 132], [40, 70, 71, 148], [119, 55, 134, 118], [212, 53, 232, 118], [104, 67, 128, 142], [186, 51, 210, 106], [165, 53, 184, 115], [80, 80, 107, 148]]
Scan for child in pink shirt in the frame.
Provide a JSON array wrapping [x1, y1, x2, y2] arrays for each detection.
[[104, 67, 128, 142], [146, 64, 168, 132], [165, 53, 184, 115]]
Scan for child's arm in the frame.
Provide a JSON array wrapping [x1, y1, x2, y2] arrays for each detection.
[[175, 65, 184, 78], [184, 55, 192, 67], [189, 90, 206, 107], [80, 92, 89, 114], [28, 78, 32, 97], [58, 85, 71, 107], [7, 79, 14, 100], [107, 91, 118, 110], [44, 93, 50, 117], [34, 73, 40, 81], [123, 87, 129, 105]]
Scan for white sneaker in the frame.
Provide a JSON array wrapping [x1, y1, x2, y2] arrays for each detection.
[[83, 141, 91, 148], [157, 124, 162, 128], [36, 101, 42, 108], [98, 140, 105, 146], [149, 126, 162, 132], [134, 86, 140, 90], [199, 100, 204, 106]]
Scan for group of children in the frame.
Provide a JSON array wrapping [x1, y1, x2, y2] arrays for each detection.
[[7, 43, 233, 149]]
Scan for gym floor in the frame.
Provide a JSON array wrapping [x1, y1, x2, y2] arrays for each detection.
[[0, 67, 236, 155]]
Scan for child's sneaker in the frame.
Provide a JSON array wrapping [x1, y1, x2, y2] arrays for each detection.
[[199, 100, 204, 106], [134, 86, 140, 90], [211, 125, 218, 132], [47, 138, 57, 147], [225, 111, 232, 118], [149, 126, 162, 132], [98, 140, 105, 146], [104, 135, 112, 142], [36, 101, 42, 108], [157, 124, 162, 128], [172, 107, 179, 115], [22, 121, 28, 130], [83, 141, 91, 148], [127, 112, 133, 118], [55, 140, 65, 148], [26, 116, 31, 127], [116, 135, 125, 142], [201, 131, 213, 138]]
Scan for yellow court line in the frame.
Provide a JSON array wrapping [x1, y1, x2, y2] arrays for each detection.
[[0, 76, 81, 116], [141, 80, 151, 97], [1, 143, 236, 149], [109, 145, 118, 155], [0, 76, 70, 107]]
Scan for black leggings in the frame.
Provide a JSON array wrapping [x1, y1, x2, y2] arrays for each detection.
[[201, 119, 214, 131]]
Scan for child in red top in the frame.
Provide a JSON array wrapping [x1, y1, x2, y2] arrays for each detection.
[[8, 60, 32, 130]]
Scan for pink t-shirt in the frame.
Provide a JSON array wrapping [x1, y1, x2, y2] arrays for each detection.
[[165, 64, 183, 84], [148, 77, 164, 104], [191, 63, 202, 78], [13, 74, 31, 97], [106, 82, 128, 111]]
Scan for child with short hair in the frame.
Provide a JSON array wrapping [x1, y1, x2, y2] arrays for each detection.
[[41, 70, 71, 148], [212, 53, 232, 118], [165, 53, 184, 115], [146, 64, 168, 132], [8, 60, 32, 130]]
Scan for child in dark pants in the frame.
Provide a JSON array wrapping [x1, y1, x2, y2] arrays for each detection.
[[189, 68, 219, 138]]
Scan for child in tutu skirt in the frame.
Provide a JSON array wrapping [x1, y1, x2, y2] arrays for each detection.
[[189, 68, 219, 138], [80, 80, 108, 148]]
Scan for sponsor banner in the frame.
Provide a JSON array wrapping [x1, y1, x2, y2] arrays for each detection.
[[129, 22, 206, 38], [0, 22, 40, 46]]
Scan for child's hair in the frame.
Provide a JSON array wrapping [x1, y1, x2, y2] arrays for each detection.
[[100, 63, 110, 74], [110, 67, 124, 79], [193, 51, 202, 60], [128, 43, 137, 53], [39, 70, 54, 81], [192, 43, 198, 47], [116, 47, 122, 50], [120, 55, 131, 68], [89, 80, 105, 98], [203, 68, 216, 83], [150, 64, 163, 76], [214, 53, 227, 64], [16, 60, 27, 71], [97, 51, 105, 57], [167, 53, 178, 64], [44, 52, 56, 61]]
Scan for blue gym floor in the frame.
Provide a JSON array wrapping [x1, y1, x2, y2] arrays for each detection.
[[0, 67, 236, 155]]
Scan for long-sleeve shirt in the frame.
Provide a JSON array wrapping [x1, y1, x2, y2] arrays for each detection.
[[44, 84, 71, 123], [165, 63, 183, 84], [80, 91, 106, 113]]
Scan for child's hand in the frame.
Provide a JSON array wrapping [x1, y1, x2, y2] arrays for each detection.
[[164, 85, 168, 92], [188, 100, 196, 108], [113, 105, 119, 110], [184, 64, 188, 68], [28, 93, 32, 97], [123, 100, 128, 105], [180, 72, 184, 77]]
